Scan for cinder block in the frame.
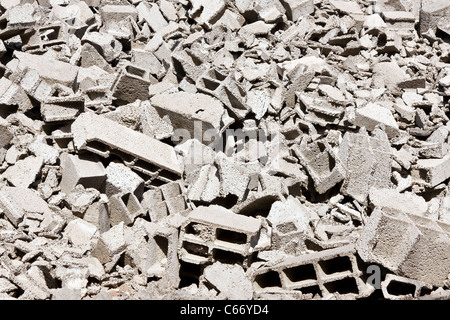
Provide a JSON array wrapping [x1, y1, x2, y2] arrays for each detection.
[[339, 128, 392, 204], [100, 5, 137, 38], [381, 11, 416, 31], [91, 222, 127, 264], [20, 23, 67, 53], [109, 192, 145, 226], [381, 274, 432, 300], [178, 205, 263, 267], [196, 68, 250, 120], [111, 63, 158, 104], [150, 91, 234, 141], [40, 95, 85, 122], [0, 77, 34, 112], [188, 0, 226, 29], [411, 154, 450, 188], [145, 222, 180, 286], [142, 181, 192, 222], [71, 112, 182, 185], [59, 153, 106, 195], [105, 161, 145, 199], [354, 103, 400, 138], [136, 1, 168, 32], [13, 51, 79, 88], [419, 0, 450, 34], [357, 208, 450, 287], [82, 32, 123, 63], [293, 139, 345, 194], [250, 244, 374, 299], [356, 208, 421, 272], [280, 0, 314, 22], [0, 186, 53, 228]]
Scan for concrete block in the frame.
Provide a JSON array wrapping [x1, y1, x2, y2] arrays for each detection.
[[368, 187, 428, 216], [0, 186, 52, 228], [202, 261, 253, 300], [111, 63, 158, 104], [280, 0, 314, 22], [419, 0, 450, 34], [215, 153, 251, 201], [354, 103, 400, 138], [0, 77, 34, 112], [137, 1, 168, 33], [0, 117, 13, 149], [20, 23, 67, 53], [71, 112, 182, 184], [356, 208, 421, 271], [250, 244, 374, 299], [381, 274, 432, 300], [91, 222, 127, 265], [3, 156, 43, 188], [178, 205, 263, 267], [59, 153, 106, 195], [65, 218, 99, 247], [13, 51, 79, 89], [293, 139, 345, 194], [196, 68, 250, 120], [109, 192, 145, 226], [82, 32, 123, 63], [150, 91, 234, 140], [188, 0, 226, 29], [83, 199, 110, 234], [339, 128, 392, 204], [105, 161, 144, 199], [411, 154, 450, 188], [382, 11, 416, 31], [40, 95, 85, 123], [142, 181, 191, 222], [357, 208, 450, 286], [397, 214, 450, 287], [144, 222, 180, 286], [100, 5, 138, 38]]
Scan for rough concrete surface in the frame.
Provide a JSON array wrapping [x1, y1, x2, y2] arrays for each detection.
[[0, 0, 449, 302]]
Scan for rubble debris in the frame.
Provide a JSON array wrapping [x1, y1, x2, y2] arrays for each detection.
[[0, 0, 450, 301]]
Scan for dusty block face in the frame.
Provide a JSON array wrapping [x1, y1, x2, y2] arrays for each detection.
[[293, 139, 345, 194], [59, 153, 106, 194], [339, 128, 392, 204], [411, 154, 450, 188], [356, 208, 421, 271], [111, 63, 157, 103]]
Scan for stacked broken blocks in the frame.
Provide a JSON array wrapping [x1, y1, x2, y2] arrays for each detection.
[[0, 0, 450, 300]]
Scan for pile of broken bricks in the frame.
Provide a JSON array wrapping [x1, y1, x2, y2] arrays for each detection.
[[0, 0, 450, 300]]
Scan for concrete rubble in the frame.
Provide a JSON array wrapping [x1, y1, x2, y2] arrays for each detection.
[[0, 0, 449, 301]]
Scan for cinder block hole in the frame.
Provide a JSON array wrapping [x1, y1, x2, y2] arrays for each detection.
[[283, 263, 317, 283], [182, 241, 209, 258], [86, 91, 106, 101], [323, 277, 359, 294], [202, 78, 221, 91], [417, 168, 429, 182], [41, 28, 59, 41], [179, 261, 201, 288], [212, 248, 244, 265], [86, 140, 110, 154], [126, 65, 146, 77], [110, 149, 135, 164], [386, 280, 416, 297], [210, 69, 227, 81], [304, 239, 324, 252], [276, 222, 298, 234], [254, 271, 282, 288], [215, 228, 247, 244], [154, 235, 169, 259], [295, 285, 322, 297], [184, 222, 213, 238], [158, 170, 181, 182], [225, 88, 247, 111], [121, 193, 142, 214], [133, 159, 160, 175], [318, 256, 352, 275]]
